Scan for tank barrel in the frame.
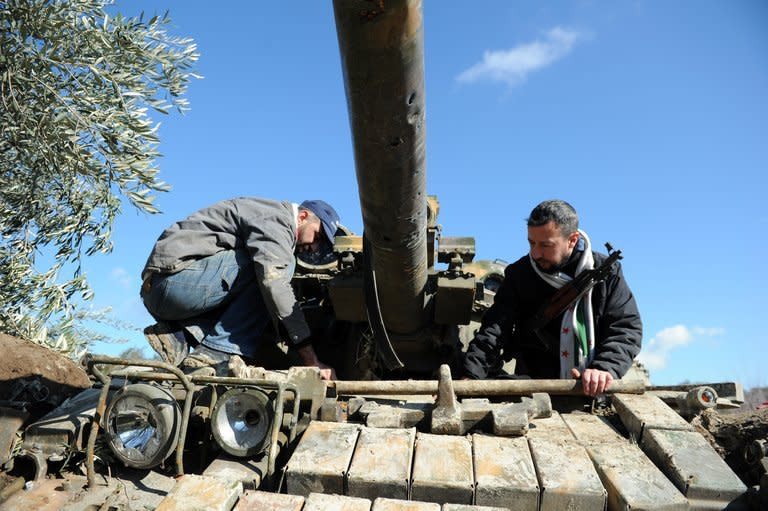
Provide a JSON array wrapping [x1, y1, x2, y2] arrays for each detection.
[[333, 0, 428, 334]]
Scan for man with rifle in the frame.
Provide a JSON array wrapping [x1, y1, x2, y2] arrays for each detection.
[[462, 200, 642, 396]]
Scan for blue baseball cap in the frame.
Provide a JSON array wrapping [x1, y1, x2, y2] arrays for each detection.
[[300, 200, 341, 244]]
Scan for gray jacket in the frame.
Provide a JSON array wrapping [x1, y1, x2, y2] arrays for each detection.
[[142, 197, 311, 344]]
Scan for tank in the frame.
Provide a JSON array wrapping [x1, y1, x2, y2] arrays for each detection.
[[1, 1, 765, 510], [296, 0, 482, 377]]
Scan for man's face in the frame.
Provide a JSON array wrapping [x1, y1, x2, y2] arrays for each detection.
[[296, 217, 324, 253], [527, 221, 579, 271]]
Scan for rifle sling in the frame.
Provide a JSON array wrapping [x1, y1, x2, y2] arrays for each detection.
[[526, 250, 621, 353]]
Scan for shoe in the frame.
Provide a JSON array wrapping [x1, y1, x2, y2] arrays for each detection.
[[227, 355, 266, 379], [180, 364, 216, 377], [144, 322, 189, 367], [180, 345, 230, 376]]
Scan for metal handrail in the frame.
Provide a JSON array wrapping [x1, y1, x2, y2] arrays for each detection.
[[83, 355, 300, 488]]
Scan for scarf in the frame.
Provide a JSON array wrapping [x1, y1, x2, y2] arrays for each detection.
[[529, 230, 596, 379]]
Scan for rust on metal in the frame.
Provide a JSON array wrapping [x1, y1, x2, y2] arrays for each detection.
[[0, 408, 27, 465], [84, 362, 112, 488], [202, 456, 267, 491], [430, 364, 462, 434], [332, 377, 645, 396], [359, 401, 427, 428], [0, 478, 75, 511], [443, 505, 512, 511], [472, 434, 539, 510], [233, 490, 304, 511], [650, 382, 744, 403], [22, 387, 102, 458], [304, 492, 372, 511], [285, 421, 360, 496], [491, 394, 551, 436], [527, 432, 606, 511], [85, 355, 197, 482], [410, 432, 473, 505], [347, 426, 415, 500], [587, 442, 689, 510], [526, 411, 573, 438], [372, 497, 440, 510], [155, 474, 242, 511], [560, 413, 627, 446], [333, 0, 428, 335], [641, 428, 747, 506], [84, 355, 300, 486], [0, 475, 25, 504], [612, 393, 694, 442]]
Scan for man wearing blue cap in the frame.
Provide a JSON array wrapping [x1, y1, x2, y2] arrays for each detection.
[[140, 197, 341, 380]]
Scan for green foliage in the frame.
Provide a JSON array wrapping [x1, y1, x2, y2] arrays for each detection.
[[3, 305, 137, 358], [0, 0, 199, 350]]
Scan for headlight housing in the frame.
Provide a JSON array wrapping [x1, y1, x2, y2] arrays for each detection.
[[104, 383, 181, 469], [211, 387, 274, 457]]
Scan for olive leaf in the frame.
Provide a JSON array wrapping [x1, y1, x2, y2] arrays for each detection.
[[0, 0, 199, 355]]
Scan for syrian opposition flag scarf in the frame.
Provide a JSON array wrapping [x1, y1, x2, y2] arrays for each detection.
[[529, 230, 596, 379]]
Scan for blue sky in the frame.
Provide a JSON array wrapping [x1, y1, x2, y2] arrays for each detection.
[[86, 1, 767, 387]]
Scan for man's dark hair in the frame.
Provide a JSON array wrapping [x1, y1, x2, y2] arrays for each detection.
[[527, 200, 579, 236]]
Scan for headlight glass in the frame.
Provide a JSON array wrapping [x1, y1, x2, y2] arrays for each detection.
[[211, 387, 273, 457], [104, 383, 181, 469]]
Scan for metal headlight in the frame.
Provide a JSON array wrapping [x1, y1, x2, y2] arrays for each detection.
[[104, 383, 181, 469], [211, 387, 274, 457]]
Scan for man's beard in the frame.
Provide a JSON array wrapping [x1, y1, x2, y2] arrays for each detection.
[[534, 257, 566, 274]]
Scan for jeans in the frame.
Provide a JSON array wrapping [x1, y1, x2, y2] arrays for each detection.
[[141, 249, 277, 358]]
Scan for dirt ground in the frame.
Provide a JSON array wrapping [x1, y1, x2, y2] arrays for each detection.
[[0, 332, 91, 402], [693, 407, 768, 487]]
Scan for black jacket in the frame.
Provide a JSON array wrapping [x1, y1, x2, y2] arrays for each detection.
[[463, 247, 642, 379]]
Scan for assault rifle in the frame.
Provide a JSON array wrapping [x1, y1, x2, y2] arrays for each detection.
[[527, 243, 623, 352]]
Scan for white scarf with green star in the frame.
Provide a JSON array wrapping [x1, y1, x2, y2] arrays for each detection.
[[529, 230, 596, 379]]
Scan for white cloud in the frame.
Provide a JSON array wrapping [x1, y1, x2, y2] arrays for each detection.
[[638, 324, 724, 370], [110, 267, 132, 289], [691, 326, 726, 337], [456, 27, 585, 87]]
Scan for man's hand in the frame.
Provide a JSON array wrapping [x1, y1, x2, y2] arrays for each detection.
[[571, 367, 614, 397], [316, 361, 337, 381], [296, 344, 336, 381]]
